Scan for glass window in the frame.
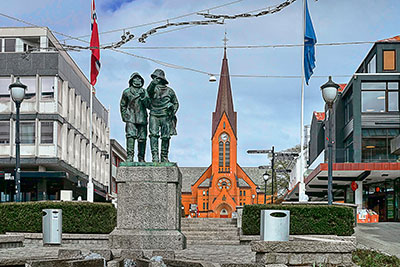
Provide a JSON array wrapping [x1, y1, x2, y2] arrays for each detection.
[[57, 78, 63, 104], [41, 77, 54, 99], [388, 82, 399, 90], [388, 92, 399, 111], [40, 121, 53, 144], [0, 39, 2, 52], [362, 137, 398, 162], [20, 122, 35, 144], [0, 77, 11, 99], [19, 77, 36, 100], [4, 39, 16, 52], [225, 141, 230, 167], [383, 50, 396, 71], [367, 55, 376, 73], [362, 91, 385, 112], [243, 190, 246, 196], [219, 141, 223, 167], [0, 121, 10, 144], [361, 82, 386, 90]]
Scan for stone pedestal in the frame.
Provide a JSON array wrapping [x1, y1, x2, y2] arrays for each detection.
[[109, 165, 186, 250]]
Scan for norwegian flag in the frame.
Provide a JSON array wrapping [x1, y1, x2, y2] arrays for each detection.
[[90, 0, 100, 86]]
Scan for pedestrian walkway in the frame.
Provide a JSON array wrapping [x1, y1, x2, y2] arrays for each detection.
[[355, 222, 400, 257]]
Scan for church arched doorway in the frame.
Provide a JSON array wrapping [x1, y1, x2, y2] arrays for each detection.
[[215, 203, 233, 218]]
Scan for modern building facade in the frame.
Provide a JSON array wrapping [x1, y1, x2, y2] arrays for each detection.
[[181, 50, 268, 218], [109, 138, 127, 202], [0, 27, 110, 202], [287, 36, 400, 222]]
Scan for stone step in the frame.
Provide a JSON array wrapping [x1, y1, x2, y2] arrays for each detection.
[[182, 219, 236, 225], [182, 230, 238, 235], [186, 239, 241, 245], [181, 226, 238, 231], [183, 234, 239, 241]]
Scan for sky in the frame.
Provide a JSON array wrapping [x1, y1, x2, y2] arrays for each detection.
[[1, 0, 399, 167]]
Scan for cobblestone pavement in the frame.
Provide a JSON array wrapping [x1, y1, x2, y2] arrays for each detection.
[[175, 244, 255, 264], [356, 222, 400, 257]]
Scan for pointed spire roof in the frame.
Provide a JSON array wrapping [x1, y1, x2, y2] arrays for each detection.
[[212, 49, 237, 137]]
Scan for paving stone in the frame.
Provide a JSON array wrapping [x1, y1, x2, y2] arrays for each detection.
[[328, 253, 342, 265], [120, 249, 144, 260], [90, 249, 112, 261], [67, 258, 105, 267], [288, 253, 302, 265], [107, 259, 123, 267], [58, 249, 82, 260]]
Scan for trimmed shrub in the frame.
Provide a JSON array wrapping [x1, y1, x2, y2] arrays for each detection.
[[242, 204, 354, 236], [0, 201, 116, 234]]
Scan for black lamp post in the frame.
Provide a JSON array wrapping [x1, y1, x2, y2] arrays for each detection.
[[9, 77, 27, 202], [263, 172, 269, 204], [320, 76, 339, 205], [256, 186, 260, 204]]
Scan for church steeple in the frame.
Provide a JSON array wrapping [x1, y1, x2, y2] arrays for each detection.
[[212, 35, 237, 138]]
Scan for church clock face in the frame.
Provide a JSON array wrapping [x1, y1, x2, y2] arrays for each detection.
[[217, 178, 231, 190], [220, 133, 229, 142]]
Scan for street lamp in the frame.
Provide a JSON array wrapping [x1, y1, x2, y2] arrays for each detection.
[[256, 186, 260, 204], [9, 77, 27, 202], [320, 76, 339, 205], [263, 172, 269, 204]]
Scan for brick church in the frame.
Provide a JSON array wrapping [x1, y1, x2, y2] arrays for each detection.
[[181, 49, 268, 218]]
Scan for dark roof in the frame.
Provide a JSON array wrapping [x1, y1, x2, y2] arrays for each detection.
[[212, 49, 237, 138], [238, 178, 250, 188], [180, 166, 265, 193]]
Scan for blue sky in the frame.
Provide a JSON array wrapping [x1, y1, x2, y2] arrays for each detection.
[[1, 0, 399, 167]]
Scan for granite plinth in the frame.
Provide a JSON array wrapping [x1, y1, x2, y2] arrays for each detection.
[[109, 166, 186, 250]]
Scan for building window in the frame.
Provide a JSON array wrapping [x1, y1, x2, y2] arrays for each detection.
[[0, 77, 11, 99], [240, 191, 242, 196], [206, 203, 208, 210], [383, 50, 396, 71], [361, 82, 399, 112], [40, 121, 53, 144], [0, 39, 2, 52], [367, 54, 376, 73], [344, 135, 354, 163], [344, 87, 353, 124], [243, 190, 246, 196], [362, 129, 400, 162], [0, 121, 10, 144], [207, 190, 209, 196], [41, 77, 54, 99], [203, 190, 206, 196], [4, 39, 16, 52], [225, 141, 230, 168], [20, 122, 35, 144], [219, 141, 224, 167], [19, 77, 36, 100]]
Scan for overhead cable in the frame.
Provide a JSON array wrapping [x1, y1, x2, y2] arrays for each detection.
[[58, 0, 244, 41], [198, 0, 296, 19]]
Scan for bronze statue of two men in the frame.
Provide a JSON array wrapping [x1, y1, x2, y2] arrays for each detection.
[[120, 69, 179, 163]]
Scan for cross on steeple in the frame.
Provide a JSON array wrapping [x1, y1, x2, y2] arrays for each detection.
[[223, 30, 229, 51]]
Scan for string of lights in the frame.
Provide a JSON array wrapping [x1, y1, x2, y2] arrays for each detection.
[[198, 0, 296, 19], [58, 0, 245, 41]]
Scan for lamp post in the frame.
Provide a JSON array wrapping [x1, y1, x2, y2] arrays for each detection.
[[9, 77, 27, 202], [263, 172, 269, 204], [256, 186, 260, 204], [320, 76, 339, 205]]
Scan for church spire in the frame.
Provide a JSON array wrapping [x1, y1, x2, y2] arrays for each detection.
[[212, 32, 237, 138]]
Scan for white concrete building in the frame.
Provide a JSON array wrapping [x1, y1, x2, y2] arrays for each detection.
[[0, 27, 110, 201]]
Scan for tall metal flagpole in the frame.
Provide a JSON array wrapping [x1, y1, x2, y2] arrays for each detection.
[[298, 0, 307, 202], [87, 84, 94, 202]]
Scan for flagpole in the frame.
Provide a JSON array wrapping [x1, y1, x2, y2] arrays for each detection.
[[87, 84, 94, 202], [298, 0, 307, 202]]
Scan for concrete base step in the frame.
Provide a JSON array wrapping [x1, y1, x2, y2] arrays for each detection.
[[186, 239, 240, 245]]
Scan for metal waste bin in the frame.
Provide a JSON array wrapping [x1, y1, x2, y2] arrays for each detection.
[[260, 210, 290, 241], [42, 209, 62, 245]]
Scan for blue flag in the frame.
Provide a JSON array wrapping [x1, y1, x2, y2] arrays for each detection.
[[304, 0, 317, 85]]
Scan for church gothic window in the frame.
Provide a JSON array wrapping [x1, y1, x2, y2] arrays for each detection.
[[219, 133, 230, 172]]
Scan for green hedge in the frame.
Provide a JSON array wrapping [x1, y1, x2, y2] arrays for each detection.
[[242, 204, 354, 236], [0, 201, 116, 234]]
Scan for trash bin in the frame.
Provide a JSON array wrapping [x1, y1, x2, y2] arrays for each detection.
[[260, 210, 290, 241], [42, 209, 62, 245]]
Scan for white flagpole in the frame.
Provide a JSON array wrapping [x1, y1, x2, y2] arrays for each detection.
[[87, 84, 94, 202], [298, 0, 307, 202]]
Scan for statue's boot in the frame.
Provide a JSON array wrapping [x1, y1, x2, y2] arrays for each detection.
[[138, 140, 146, 162], [160, 139, 170, 163], [127, 137, 135, 162], [150, 137, 159, 162]]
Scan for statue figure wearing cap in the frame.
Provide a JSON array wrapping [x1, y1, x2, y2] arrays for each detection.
[[147, 69, 179, 162], [120, 72, 149, 162]]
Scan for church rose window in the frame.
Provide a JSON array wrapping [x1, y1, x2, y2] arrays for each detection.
[[217, 178, 231, 190]]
